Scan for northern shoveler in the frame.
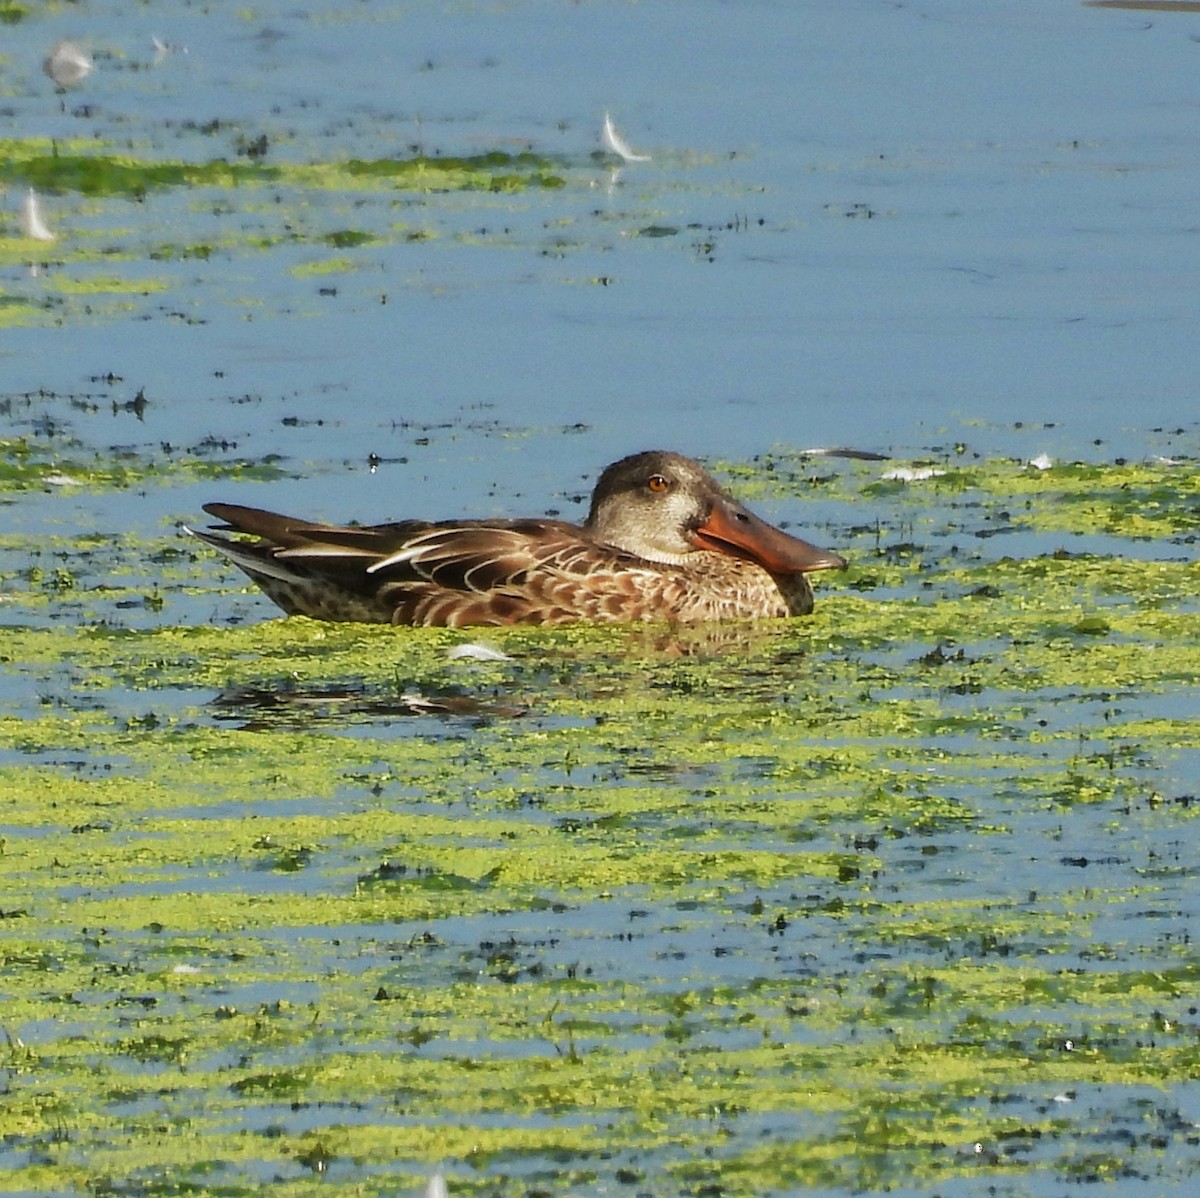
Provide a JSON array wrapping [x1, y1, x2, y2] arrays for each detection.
[[188, 450, 846, 626]]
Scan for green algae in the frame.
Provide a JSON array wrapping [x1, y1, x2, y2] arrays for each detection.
[[0, 145, 566, 200], [0, 136, 572, 327], [2, 452, 1200, 1195], [726, 449, 1200, 543], [0, 436, 292, 494]]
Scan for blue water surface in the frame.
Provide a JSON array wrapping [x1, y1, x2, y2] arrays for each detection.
[[3, 0, 1198, 524]]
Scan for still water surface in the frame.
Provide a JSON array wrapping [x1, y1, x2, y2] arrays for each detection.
[[5, 0, 1200, 499]]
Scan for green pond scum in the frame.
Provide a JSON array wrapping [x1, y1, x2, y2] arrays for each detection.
[[0, 142, 566, 199], [0, 447, 1198, 1194], [0, 138, 572, 328]]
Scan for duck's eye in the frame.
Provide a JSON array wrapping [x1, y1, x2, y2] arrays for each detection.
[[647, 474, 670, 494]]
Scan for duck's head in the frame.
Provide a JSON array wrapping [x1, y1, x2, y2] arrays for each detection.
[[586, 451, 847, 575]]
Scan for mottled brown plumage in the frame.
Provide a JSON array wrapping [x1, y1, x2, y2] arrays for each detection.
[[188, 451, 846, 627]]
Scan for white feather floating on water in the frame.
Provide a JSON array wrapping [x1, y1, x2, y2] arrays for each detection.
[[880, 466, 946, 483], [446, 642, 512, 662], [152, 35, 188, 62], [43, 40, 93, 90], [601, 113, 651, 163], [20, 189, 55, 242]]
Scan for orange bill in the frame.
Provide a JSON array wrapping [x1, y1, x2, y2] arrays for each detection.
[[692, 498, 847, 575]]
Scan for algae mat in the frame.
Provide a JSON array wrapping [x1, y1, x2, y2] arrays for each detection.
[[2, 447, 1199, 1196]]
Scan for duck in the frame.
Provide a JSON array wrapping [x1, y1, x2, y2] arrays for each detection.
[[188, 450, 846, 627]]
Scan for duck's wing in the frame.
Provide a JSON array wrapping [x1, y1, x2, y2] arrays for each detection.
[[194, 503, 434, 591], [366, 522, 675, 626], [193, 504, 645, 624], [360, 520, 630, 589]]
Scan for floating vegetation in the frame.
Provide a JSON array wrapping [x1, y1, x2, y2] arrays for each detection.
[[0, 139, 570, 327], [0, 144, 566, 200], [0, 435, 292, 494], [1, 448, 1199, 1195]]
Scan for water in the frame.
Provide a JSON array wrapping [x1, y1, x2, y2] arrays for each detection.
[[3, 2, 1200, 1195], [5, 0, 1200, 496]]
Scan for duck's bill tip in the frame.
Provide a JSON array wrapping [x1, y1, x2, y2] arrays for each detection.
[[791, 545, 848, 573], [694, 503, 846, 575]]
